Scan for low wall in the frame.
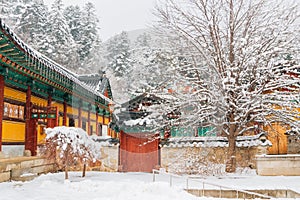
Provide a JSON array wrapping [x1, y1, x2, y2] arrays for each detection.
[[161, 146, 266, 175], [98, 146, 119, 172], [0, 156, 57, 182], [186, 189, 300, 199], [256, 154, 300, 176]]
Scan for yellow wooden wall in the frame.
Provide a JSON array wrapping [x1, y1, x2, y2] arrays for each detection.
[[2, 121, 25, 143], [2, 86, 112, 145]]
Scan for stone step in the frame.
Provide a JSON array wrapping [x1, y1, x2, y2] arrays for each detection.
[[0, 156, 57, 183], [0, 171, 11, 182], [12, 174, 38, 182]]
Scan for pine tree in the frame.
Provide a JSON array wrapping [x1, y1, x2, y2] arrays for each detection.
[[47, 0, 78, 70], [134, 32, 152, 48], [0, 0, 26, 28], [64, 3, 102, 73], [106, 31, 131, 77], [79, 3, 102, 70], [0, 0, 13, 24], [64, 5, 82, 43], [16, 0, 49, 51]]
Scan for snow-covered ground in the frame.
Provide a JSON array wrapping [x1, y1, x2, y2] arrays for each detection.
[[1, 171, 300, 200]]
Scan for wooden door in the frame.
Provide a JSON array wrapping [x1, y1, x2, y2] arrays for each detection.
[[266, 123, 288, 154], [119, 131, 160, 172]]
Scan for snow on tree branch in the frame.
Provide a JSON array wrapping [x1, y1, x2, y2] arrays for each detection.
[[45, 126, 102, 163], [154, 0, 300, 172]]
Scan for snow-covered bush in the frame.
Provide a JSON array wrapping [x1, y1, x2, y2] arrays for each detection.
[[44, 126, 102, 179]]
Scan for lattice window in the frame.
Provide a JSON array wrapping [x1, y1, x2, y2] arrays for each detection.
[[3, 102, 24, 120]]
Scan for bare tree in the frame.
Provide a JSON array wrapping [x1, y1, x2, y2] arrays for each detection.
[[154, 0, 300, 172]]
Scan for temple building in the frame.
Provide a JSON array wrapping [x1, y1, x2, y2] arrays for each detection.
[[0, 19, 114, 157]]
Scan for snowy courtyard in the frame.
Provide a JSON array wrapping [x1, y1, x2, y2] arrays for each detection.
[[1, 171, 300, 200]]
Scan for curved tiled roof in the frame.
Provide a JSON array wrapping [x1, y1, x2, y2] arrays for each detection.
[[0, 18, 114, 105], [77, 73, 112, 99]]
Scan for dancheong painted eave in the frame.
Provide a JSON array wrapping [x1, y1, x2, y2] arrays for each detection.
[[0, 18, 114, 107]]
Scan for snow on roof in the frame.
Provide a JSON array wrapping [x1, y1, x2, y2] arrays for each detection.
[[77, 73, 111, 96], [124, 117, 157, 127], [0, 19, 114, 105], [162, 134, 271, 148]]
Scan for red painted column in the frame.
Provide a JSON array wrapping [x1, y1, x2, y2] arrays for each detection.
[[0, 75, 4, 151], [102, 112, 106, 136], [87, 104, 91, 135], [25, 85, 36, 156], [47, 94, 52, 128], [63, 100, 67, 126], [96, 110, 99, 136], [78, 101, 82, 128]]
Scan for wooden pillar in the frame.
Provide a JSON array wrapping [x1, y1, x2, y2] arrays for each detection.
[[78, 100, 82, 128], [63, 100, 67, 126], [0, 75, 4, 151], [108, 115, 111, 137], [25, 85, 36, 156], [102, 111, 105, 136], [103, 110, 105, 125], [47, 94, 52, 128], [87, 104, 91, 135], [96, 109, 99, 136]]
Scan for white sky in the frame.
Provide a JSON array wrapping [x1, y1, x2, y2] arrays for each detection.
[[44, 0, 158, 41]]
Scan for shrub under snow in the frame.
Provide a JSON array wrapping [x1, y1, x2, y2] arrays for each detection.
[[44, 126, 103, 179]]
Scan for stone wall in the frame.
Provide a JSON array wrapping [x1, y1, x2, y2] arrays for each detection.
[[256, 154, 300, 176], [98, 146, 119, 172], [161, 146, 266, 175]]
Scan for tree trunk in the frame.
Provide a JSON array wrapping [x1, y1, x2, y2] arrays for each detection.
[[225, 135, 237, 173], [64, 144, 70, 180], [82, 163, 86, 178], [65, 164, 69, 180]]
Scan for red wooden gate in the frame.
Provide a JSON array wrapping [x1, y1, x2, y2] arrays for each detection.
[[119, 131, 160, 172]]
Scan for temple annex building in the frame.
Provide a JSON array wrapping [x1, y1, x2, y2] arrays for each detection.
[[0, 19, 115, 157]]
